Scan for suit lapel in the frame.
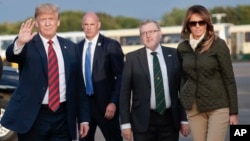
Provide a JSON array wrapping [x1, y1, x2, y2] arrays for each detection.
[[57, 37, 70, 84], [78, 40, 85, 66], [162, 47, 173, 87], [137, 48, 150, 83], [34, 35, 48, 78], [92, 35, 103, 72]]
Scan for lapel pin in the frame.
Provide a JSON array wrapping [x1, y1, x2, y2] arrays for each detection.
[[97, 43, 101, 46], [168, 54, 172, 57], [64, 46, 67, 49]]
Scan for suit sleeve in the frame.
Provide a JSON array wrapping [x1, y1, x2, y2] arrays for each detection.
[[119, 54, 133, 124], [109, 40, 124, 105], [75, 44, 90, 123], [0, 55, 3, 78]]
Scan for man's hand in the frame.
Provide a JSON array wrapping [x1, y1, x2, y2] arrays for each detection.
[[122, 128, 133, 141], [16, 18, 36, 47], [180, 123, 190, 137], [104, 103, 116, 119], [79, 123, 89, 138]]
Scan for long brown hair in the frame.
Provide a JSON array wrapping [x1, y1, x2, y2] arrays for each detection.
[[181, 5, 216, 53]]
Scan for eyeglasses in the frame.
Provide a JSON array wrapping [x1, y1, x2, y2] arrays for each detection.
[[140, 30, 160, 36], [188, 20, 206, 27]]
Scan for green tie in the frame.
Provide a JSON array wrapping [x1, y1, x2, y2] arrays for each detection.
[[151, 52, 166, 115]]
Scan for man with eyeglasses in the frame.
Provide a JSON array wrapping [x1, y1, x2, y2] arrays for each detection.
[[119, 19, 190, 141]]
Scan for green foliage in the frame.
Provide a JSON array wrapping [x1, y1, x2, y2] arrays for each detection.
[[1, 5, 250, 35], [98, 12, 119, 29], [161, 8, 186, 26], [161, 5, 250, 26], [115, 16, 141, 29], [98, 13, 141, 29], [58, 11, 84, 32], [0, 22, 22, 35], [235, 5, 250, 25], [211, 6, 240, 24]]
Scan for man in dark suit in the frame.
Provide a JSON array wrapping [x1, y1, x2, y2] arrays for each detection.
[[0, 55, 3, 79], [119, 19, 190, 141], [77, 12, 124, 141], [1, 3, 90, 141]]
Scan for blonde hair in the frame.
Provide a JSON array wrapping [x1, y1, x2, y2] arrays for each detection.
[[181, 5, 217, 53], [34, 3, 60, 19]]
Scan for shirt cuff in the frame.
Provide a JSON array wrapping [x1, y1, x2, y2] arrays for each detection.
[[13, 41, 24, 55], [181, 121, 189, 124], [121, 123, 131, 129]]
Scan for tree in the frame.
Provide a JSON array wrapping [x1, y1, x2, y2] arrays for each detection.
[[1, 5, 250, 35], [0, 22, 22, 35], [236, 5, 250, 25], [209, 5, 250, 25], [98, 13, 120, 29], [58, 11, 84, 32], [161, 5, 250, 26], [115, 16, 141, 29], [161, 8, 186, 26]]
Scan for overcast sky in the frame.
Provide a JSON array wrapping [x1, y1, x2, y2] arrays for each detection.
[[0, 0, 249, 23]]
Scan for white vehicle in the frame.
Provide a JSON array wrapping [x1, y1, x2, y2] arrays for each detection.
[[1, 23, 249, 57], [229, 24, 250, 59], [0, 23, 250, 140], [0, 35, 17, 68]]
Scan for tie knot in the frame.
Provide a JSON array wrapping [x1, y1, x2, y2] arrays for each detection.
[[151, 52, 157, 56], [48, 40, 53, 45], [88, 42, 92, 47]]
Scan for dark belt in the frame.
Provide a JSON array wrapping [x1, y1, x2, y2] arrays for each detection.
[[41, 101, 67, 111], [87, 93, 95, 97], [150, 108, 171, 114]]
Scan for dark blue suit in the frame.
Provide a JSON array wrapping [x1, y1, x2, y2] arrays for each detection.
[[77, 34, 124, 141], [1, 34, 90, 140]]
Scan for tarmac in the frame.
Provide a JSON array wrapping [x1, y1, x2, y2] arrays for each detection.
[[3, 62, 250, 141], [95, 62, 250, 141]]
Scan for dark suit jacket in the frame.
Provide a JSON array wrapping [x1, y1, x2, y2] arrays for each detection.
[[77, 34, 124, 113], [119, 46, 187, 132], [1, 34, 90, 140], [0, 55, 3, 78]]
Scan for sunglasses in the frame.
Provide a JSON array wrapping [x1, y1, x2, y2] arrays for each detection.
[[188, 20, 206, 27]]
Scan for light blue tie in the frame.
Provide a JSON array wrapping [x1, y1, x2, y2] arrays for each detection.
[[85, 42, 94, 95]]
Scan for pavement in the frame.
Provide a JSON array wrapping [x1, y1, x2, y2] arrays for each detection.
[[95, 62, 250, 141], [2, 62, 250, 141]]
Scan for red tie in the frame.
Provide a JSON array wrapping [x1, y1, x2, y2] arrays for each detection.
[[48, 40, 60, 112]]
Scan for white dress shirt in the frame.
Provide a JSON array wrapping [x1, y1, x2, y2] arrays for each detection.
[[81, 33, 99, 87], [146, 45, 171, 109], [121, 45, 172, 130], [14, 33, 66, 104]]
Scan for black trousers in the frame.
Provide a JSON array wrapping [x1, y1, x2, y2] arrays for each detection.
[[133, 109, 179, 141], [79, 96, 123, 141], [18, 102, 71, 141]]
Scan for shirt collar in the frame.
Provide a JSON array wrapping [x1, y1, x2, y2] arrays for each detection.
[[146, 44, 163, 56], [39, 33, 57, 44], [85, 33, 99, 45]]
